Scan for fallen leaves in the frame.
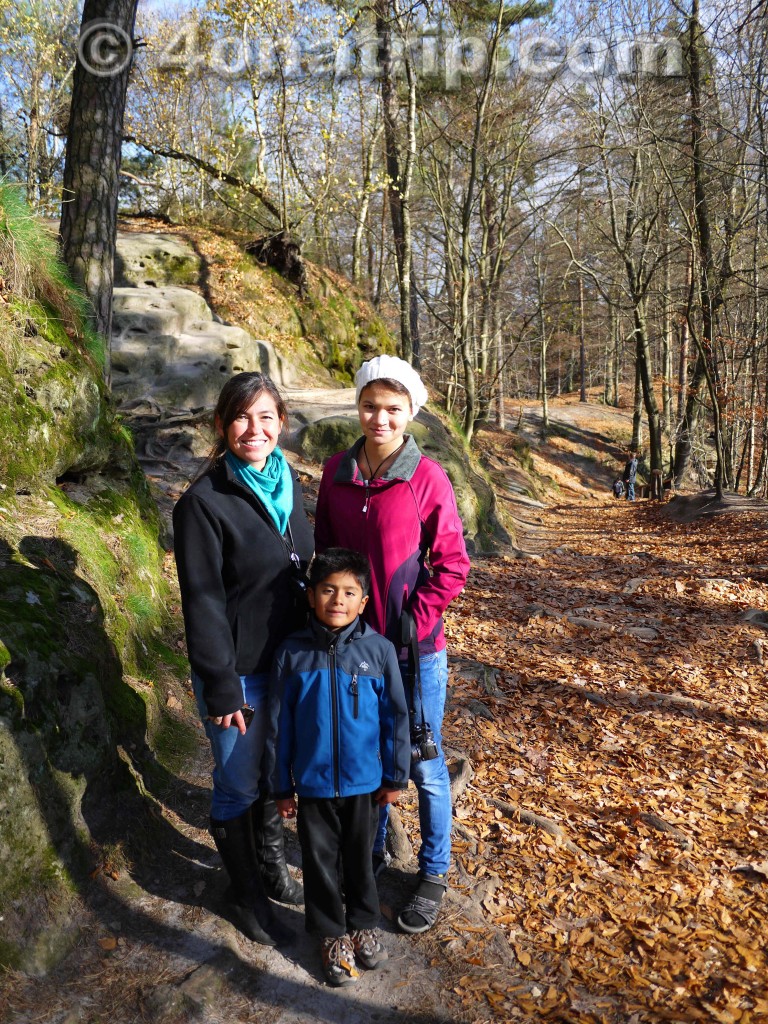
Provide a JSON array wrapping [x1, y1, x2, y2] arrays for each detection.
[[431, 496, 768, 1023]]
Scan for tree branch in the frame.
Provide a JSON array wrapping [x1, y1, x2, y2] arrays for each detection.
[[126, 138, 284, 225]]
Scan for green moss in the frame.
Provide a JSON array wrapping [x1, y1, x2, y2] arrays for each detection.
[[297, 417, 362, 463], [152, 708, 198, 775], [0, 675, 23, 717], [509, 437, 535, 473], [0, 295, 126, 490], [0, 184, 104, 366], [0, 190, 188, 970], [0, 937, 22, 970], [142, 636, 189, 678], [102, 674, 151, 742]]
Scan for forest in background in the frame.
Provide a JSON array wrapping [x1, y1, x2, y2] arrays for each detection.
[[2, 0, 768, 493]]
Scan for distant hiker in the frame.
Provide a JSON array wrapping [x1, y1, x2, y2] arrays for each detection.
[[173, 372, 312, 947], [314, 355, 470, 936], [269, 548, 410, 986], [623, 451, 638, 501], [612, 478, 624, 499]]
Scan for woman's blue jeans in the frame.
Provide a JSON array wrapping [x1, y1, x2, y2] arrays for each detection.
[[374, 648, 451, 878], [192, 671, 269, 821]]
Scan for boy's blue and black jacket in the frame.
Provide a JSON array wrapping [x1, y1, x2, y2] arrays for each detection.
[[268, 615, 411, 800]]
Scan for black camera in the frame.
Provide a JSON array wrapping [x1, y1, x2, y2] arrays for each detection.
[[411, 722, 439, 763]]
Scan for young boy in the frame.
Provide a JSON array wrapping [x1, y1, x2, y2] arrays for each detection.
[[268, 548, 411, 986]]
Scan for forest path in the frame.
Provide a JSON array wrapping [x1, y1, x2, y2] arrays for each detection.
[[6, 401, 768, 1024]]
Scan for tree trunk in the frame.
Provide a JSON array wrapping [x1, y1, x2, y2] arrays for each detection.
[[688, 1, 728, 498], [662, 239, 673, 433], [604, 299, 616, 406], [673, 353, 705, 488], [495, 316, 505, 429], [631, 354, 643, 452], [634, 302, 663, 476], [376, 0, 416, 365], [677, 244, 692, 421], [59, 0, 139, 379], [578, 274, 587, 402]]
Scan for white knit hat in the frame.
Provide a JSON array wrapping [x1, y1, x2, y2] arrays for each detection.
[[354, 355, 429, 418]]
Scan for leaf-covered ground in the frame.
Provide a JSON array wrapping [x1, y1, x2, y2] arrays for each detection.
[[3, 381, 767, 1024], [425, 429, 768, 1024]]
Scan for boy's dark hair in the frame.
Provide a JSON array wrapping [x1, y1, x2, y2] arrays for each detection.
[[309, 548, 371, 596]]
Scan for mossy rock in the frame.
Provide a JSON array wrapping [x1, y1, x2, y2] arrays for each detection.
[[0, 718, 85, 974], [295, 416, 362, 463], [410, 412, 510, 551], [0, 486, 179, 971], [298, 272, 395, 382], [0, 300, 133, 491], [234, 259, 395, 383], [0, 198, 196, 975], [114, 233, 202, 288]]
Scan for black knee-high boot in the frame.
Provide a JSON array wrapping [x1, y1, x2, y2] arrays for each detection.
[[250, 796, 304, 905], [210, 812, 293, 945]]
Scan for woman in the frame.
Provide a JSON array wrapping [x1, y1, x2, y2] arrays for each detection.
[[314, 355, 470, 935], [173, 372, 313, 946]]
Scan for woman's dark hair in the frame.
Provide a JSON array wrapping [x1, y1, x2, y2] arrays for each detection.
[[197, 372, 287, 477], [309, 548, 371, 596]]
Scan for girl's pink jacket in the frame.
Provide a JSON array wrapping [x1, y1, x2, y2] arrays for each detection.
[[314, 435, 470, 656]]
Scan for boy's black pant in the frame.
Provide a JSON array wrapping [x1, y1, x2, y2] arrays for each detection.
[[297, 793, 379, 937]]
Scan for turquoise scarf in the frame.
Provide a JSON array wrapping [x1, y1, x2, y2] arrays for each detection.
[[226, 448, 294, 535]]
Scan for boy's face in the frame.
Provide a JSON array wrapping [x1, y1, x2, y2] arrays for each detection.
[[308, 571, 369, 630]]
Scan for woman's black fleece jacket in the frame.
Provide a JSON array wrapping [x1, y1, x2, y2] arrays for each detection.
[[172, 458, 314, 718]]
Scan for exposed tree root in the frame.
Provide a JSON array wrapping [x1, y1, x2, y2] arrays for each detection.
[[638, 812, 693, 850], [385, 805, 414, 864], [445, 747, 474, 805], [484, 795, 589, 860]]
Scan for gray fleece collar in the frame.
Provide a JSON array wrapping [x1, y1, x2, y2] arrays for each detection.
[[335, 434, 421, 483]]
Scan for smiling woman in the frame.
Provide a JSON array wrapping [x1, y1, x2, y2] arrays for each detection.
[[172, 371, 313, 947], [219, 392, 282, 470]]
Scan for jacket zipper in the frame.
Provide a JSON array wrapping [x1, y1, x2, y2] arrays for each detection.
[[329, 639, 341, 796], [232, 473, 299, 572], [350, 674, 358, 719], [362, 481, 370, 513]]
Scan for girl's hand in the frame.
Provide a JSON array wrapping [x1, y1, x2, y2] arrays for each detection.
[[276, 797, 297, 819]]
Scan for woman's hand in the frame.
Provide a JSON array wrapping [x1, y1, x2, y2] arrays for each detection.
[[209, 709, 248, 735], [276, 797, 297, 819]]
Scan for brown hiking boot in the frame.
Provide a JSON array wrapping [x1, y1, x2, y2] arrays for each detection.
[[349, 928, 388, 969], [320, 935, 359, 986]]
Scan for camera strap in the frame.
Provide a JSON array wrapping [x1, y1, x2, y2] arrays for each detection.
[[401, 611, 428, 731]]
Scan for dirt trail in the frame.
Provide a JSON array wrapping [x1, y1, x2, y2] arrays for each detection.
[[3, 389, 507, 1024], [13, 396, 752, 1024]]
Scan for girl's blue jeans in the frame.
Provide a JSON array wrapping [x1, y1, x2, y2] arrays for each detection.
[[374, 647, 451, 878], [192, 671, 269, 821]]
